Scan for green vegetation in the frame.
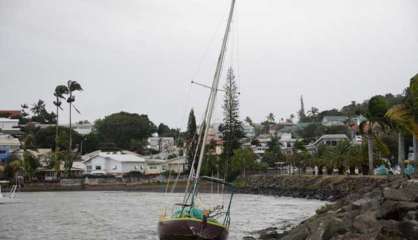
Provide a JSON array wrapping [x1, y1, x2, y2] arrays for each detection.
[[94, 112, 157, 151], [221, 67, 244, 179]]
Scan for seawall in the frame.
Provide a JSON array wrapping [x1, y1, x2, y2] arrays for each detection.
[[238, 175, 418, 240], [236, 175, 394, 201]]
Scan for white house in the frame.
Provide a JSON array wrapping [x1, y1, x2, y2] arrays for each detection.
[[251, 134, 271, 155], [144, 159, 167, 175], [147, 137, 175, 152], [166, 157, 187, 174], [321, 116, 348, 127], [82, 151, 146, 175], [314, 134, 349, 146], [0, 118, 19, 132], [278, 132, 297, 154]]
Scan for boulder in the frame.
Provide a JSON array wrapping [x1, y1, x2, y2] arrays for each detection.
[[399, 220, 418, 240], [321, 217, 348, 240], [353, 211, 380, 234], [383, 188, 415, 202]]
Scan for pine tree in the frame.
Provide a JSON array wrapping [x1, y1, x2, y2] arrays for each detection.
[[186, 109, 198, 170], [222, 67, 243, 177]]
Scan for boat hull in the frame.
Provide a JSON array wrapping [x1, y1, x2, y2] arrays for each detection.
[[158, 218, 228, 240]]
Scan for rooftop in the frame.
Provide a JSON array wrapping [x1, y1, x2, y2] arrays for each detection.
[[322, 116, 349, 122], [83, 150, 146, 163]]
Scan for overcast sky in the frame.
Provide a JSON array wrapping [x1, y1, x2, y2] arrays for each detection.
[[1, 0, 417, 129]]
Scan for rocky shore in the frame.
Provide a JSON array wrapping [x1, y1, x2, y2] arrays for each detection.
[[239, 175, 418, 240]]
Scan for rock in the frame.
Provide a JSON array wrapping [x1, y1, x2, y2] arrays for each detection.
[[352, 197, 380, 211], [243, 237, 257, 240], [383, 188, 415, 202], [321, 217, 348, 240], [405, 211, 417, 221], [257, 227, 281, 240], [399, 220, 418, 240], [353, 211, 380, 234], [402, 181, 418, 202], [377, 220, 401, 240], [280, 226, 309, 240], [377, 200, 418, 220]]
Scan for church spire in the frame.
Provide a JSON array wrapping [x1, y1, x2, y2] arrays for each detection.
[[299, 95, 306, 121]]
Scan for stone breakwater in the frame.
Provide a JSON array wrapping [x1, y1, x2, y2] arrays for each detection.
[[237, 175, 393, 201], [239, 175, 418, 240]]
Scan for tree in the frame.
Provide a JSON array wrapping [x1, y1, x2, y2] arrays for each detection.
[[262, 113, 275, 134], [222, 67, 243, 178], [267, 113, 275, 123], [20, 134, 40, 181], [19, 104, 30, 124], [262, 136, 284, 167], [386, 73, 418, 175], [296, 123, 324, 143], [186, 109, 198, 170], [53, 85, 68, 178], [361, 95, 389, 174], [157, 123, 171, 137], [95, 112, 157, 150], [64, 80, 83, 155], [34, 126, 82, 150], [30, 99, 57, 124], [231, 148, 258, 178], [244, 116, 254, 126]]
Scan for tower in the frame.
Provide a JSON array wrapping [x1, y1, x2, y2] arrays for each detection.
[[299, 95, 306, 121]]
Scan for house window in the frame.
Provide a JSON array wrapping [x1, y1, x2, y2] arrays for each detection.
[[87, 166, 92, 171], [149, 166, 157, 170], [95, 166, 102, 170], [112, 165, 117, 170]]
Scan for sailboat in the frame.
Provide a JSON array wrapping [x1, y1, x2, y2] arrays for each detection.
[[158, 0, 236, 239]]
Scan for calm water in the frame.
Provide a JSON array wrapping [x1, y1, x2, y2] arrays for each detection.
[[0, 191, 325, 240]]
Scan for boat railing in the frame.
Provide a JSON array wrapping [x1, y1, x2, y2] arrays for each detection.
[[200, 176, 234, 228]]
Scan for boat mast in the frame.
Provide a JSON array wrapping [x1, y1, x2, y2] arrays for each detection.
[[191, 0, 236, 200]]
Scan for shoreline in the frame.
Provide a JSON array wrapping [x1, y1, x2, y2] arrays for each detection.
[[6, 175, 417, 239], [238, 175, 418, 240]]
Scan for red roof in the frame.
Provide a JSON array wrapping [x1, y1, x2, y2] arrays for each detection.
[[0, 110, 21, 118]]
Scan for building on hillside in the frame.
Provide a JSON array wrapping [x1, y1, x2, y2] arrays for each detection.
[[0, 133, 20, 162], [278, 132, 297, 154], [82, 150, 146, 175], [166, 157, 187, 174], [147, 137, 175, 152], [348, 115, 367, 137], [0, 110, 21, 119], [321, 116, 349, 127], [71, 121, 93, 135], [59, 121, 93, 135], [306, 134, 350, 153], [251, 134, 271, 155], [144, 159, 167, 175], [242, 123, 255, 139], [38, 161, 86, 181], [0, 118, 20, 133], [144, 156, 188, 175]]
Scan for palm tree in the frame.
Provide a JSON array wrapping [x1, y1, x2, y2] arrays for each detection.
[[360, 95, 389, 175], [53, 85, 68, 177], [386, 74, 418, 175], [63, 80, 82, 176], [65, 80, 82, 153]]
